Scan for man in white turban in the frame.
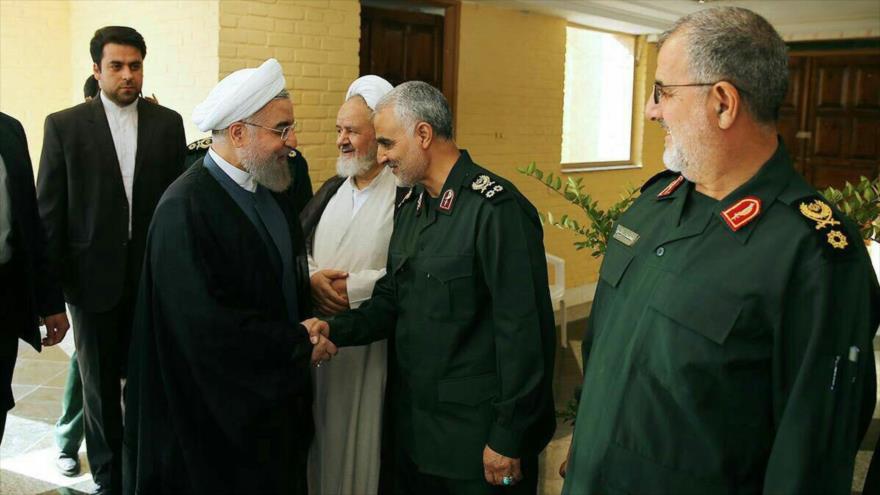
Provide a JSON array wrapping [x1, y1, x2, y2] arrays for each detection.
[[299, 74, 400, 495], [123, 58, 317, 495]]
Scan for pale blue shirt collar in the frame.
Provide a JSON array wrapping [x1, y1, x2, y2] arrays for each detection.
[[208, 147, 257, 192]]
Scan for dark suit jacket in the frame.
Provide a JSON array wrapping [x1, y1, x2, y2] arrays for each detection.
[[0, 112, 65, 351], [37, 97, 186, 312]]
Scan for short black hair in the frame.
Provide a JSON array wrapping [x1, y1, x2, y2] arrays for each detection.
[[90, 26, 146, 65], [83, 75, 99, 99]]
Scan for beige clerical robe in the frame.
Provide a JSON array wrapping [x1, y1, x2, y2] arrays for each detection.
[[307, 166, 396, 495]]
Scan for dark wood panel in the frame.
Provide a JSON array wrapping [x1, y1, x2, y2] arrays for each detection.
[[361, 6, 444, 89], [798, 45, 880, 189], [854, 65, 880, 109], [815, 64, 848, 109]]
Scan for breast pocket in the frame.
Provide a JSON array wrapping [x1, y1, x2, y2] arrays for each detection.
[[422, 255, 475, 321], [599, 244, 635, 288]]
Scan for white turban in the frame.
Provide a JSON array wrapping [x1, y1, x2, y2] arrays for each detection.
[[345, 75, 393, 110], [192, 58, 286, 132]]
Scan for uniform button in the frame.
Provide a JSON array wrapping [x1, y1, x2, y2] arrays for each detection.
[[655, 246, 665, 257]]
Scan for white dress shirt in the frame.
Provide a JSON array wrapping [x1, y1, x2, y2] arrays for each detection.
[[208, 148, 257, 192], [101, 91, 138, 238]]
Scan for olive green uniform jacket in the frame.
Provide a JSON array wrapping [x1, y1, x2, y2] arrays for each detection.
[[563, 143, 880, 495], [328, 150, 556, 480]]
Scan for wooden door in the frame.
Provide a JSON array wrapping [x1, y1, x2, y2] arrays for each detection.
[[360, 6, 444, 91], [781, 44, 880, 190], [804, 54, 880, 188]]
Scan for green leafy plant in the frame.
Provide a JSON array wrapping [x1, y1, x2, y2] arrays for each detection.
[[517, 161, 638, 258], [821, 176, 880, 243]]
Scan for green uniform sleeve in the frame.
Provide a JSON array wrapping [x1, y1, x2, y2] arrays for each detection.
[[764, 246, 879, 494], [327, 254, 397, 347], [477, 199, 550, 458]]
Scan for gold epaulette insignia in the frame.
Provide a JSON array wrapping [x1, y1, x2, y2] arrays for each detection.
[[827, 230, 848, 250], [799, 199, 841, 230], [792, 196, 851, 253]]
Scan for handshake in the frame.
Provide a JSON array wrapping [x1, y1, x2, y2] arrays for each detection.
[[301, 317, 338, 367]]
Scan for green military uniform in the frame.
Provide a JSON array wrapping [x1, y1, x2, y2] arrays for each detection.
[[563, 142, 880, 495], [328, 150, 556, 491], [184, 137, 313, 214]]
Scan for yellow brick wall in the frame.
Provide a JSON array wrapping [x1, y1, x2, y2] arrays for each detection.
[[0, 0, 72, 165], [68, 0, 220, 143], [457, 3, 665, 290], [218, 0, 361, 183]]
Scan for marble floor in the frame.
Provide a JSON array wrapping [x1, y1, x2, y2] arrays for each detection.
[[1, 304, 877, 495]]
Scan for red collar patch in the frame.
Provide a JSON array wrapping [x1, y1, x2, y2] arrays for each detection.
[[720, 196, 762, 231], [439, 189, 455, 211], [657, 176, 685, 198]]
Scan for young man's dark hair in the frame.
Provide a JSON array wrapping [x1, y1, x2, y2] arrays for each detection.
[[83, 75, 99, 100], [89, 26, 146, 65]]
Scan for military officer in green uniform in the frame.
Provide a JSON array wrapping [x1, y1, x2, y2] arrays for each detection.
[[305, 81, 556, 494], [560, 7, 880, 495], [185, 135, 313, 214]]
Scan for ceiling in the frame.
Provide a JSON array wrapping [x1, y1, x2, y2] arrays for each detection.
[[469, 0, 880, 40]]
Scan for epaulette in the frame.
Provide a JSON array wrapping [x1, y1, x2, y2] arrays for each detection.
[[790, 195, 854, 256], [186, 137, 212, 152], [640, 169, 678, 192], [469, 173, 507, 201]]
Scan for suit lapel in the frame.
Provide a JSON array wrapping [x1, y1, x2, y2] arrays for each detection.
[[133, 98, 153, 185], [89, 97, 126, 195]]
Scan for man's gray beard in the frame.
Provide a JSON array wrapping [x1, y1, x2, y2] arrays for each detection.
[[661, 117, 710, 183], [393, 152, 429, 188], [241, 146, 291, 192], [336, 153, 375, 178]]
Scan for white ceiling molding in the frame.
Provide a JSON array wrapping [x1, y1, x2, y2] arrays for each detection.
[[470, 0, 880, 40]]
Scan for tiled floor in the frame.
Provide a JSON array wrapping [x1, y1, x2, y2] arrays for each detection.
[[1, 306, 877, 495]]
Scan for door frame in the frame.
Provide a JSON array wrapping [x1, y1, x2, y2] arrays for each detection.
[[360, 0, 461, 131]]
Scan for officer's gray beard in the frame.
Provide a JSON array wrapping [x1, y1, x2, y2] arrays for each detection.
[[241, 143, 291, 193], [661, 114, 712, 183], [336, 151, 376, 178], [392, 150, 429, 188]]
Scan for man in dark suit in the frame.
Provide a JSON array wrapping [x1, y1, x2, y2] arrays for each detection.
[[36, 26, 185, 494], [0, 112, 69, 445]]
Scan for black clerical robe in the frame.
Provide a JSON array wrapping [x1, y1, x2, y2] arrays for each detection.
[[123, 158, 313, 495]]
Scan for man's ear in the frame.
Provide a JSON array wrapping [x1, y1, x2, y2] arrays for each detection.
[[92, 63, 101, 79], [228, 122, 247, 148], [415, 121, 433, 150], [711, 82, 740, 130]]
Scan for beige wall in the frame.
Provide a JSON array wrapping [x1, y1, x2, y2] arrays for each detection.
[[0, 0, 72, 165], [456, 3, 665, 290], [218, 0, 361, 184]]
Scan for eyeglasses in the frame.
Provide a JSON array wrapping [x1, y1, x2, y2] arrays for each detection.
[[652, 81, 748, 105], [652, 82, 716, 105], [241, 120, 299, 142]]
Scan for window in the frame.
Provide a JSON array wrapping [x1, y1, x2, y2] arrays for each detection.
[[561, 26, 636, 169]]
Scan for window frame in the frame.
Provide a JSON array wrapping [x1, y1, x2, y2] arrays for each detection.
[[560, 24, 642, 173]]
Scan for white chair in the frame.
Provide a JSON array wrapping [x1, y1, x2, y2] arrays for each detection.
[[546, 253, 568, 348]]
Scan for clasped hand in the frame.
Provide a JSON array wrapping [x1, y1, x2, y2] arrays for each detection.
[[301, 317, 337, 366], [310, 269, 349, 316]]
